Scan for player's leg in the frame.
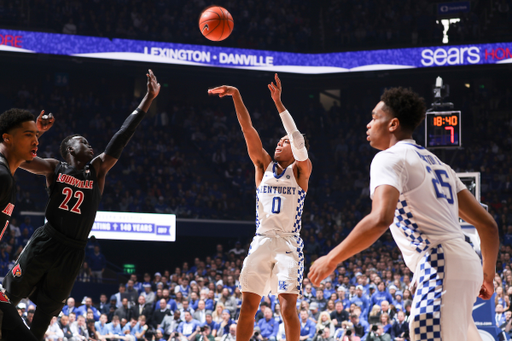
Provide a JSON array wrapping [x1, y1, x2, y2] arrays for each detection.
[[278, 294, 300, 341], [0, 299, 39, 341], [439, 242, 482, 341], [238, 235, 274, 341], [237, 292, 262, 341], [410, 242, 482, 341], [31, 245, 85, 340], [3, 227, 48, 306], [274, 235, 304, 341]]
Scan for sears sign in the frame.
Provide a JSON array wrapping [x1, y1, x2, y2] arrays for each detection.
[[421, 46, 480, 66]]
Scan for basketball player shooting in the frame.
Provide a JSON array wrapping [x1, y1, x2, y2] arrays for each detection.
[[3, 70, 160, 341], [308, 87, 499, 341], [209, 73, 312, 341]]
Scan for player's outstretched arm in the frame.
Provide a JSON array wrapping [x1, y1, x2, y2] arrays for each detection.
[[269, 74, 312, 177], [457, 189, 499, 300], [208, 86, 271, 172], [92, 69, 160, 180], [308, 185, 399, 286]]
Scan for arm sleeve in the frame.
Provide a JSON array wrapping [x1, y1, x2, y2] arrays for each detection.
[[105, 108, 147, 159], [369, 151, 406, 200]]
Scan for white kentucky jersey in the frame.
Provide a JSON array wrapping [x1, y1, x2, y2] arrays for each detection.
[[255, 162, 306, 234], [369, 140, 467, 271]]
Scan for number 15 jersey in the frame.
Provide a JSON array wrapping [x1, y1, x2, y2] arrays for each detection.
[[369, 140, 467, 272], [255, 162, 306, 234], [45, 162, 102, 241]]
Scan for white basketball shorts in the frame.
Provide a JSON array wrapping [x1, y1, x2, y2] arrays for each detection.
[[409, 239, 483, 341], [239, 231, 304, 297]]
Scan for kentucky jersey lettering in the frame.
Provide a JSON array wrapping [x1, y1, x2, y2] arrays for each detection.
[[256, 162, 306, 234]]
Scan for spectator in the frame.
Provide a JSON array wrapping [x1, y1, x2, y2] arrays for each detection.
[[133, 295, 153, 321], [133, 315, 149, 340], [87, 319, 99, 341], [390, 311, 409, 341], [312, 290, 328, 312], [350, 285, 370, 318], [370, 283, 393, 308], [220, 324, 237, 341], [368, 306, 381, 325], [160, 310, 182, 339], [115, 298, 134, 320], [96, 294, 109, 315], [95, 314, 110, 338], [366, 324, 391, 341], [106, 315, 124, 339], [256, 307, 279, 341], [75, 297, 100, 321], [299, 309, 317, 341], [178, 311, 202, 340], [312, 325, 334, 341], [379, 301, 395, 321], [72, 315, 89, 340], [218, 288, 237, 316], [212, 303, 225, 324], [315, 311, 335, 336], [204, 312, 218, 337], [88, 245, 106, 283], [217, 309, 235, 337], [125, 280, 140, 305], [62, 297, 76, 316], [193, 300, 208, 324], [379, 313, 392, 335], [330, 301, 349, 330], [59, 314, 74, 341], [141, 283, 156, 306], [151, 299, 172, 329], [45, 316, 64, 341]]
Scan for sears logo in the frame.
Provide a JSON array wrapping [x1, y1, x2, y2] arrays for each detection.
[[421, 47, 480, 66]]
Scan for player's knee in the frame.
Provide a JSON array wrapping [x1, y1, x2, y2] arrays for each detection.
[[280, 303, 298, 320]]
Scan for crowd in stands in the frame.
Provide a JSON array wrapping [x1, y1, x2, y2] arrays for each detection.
[[1, 0, 511, 52], [11, 238, 512, 341]]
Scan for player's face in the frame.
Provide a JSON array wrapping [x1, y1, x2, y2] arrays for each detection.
[[367, 101, 394, 150], [6, 121, 39, 161], [274, 136, 293, 161], [69, 136, 94, 160]]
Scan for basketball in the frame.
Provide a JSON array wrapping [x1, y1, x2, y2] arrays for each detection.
[[199, 6, 234, 41]]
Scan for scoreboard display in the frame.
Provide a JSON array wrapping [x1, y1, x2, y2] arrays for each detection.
[[425, 111, 461, 148]]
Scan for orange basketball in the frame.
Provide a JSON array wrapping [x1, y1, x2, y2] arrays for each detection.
[[199, 6, 234, 41]]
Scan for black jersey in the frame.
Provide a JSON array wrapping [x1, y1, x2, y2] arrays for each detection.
[[0, 154, 16, 240], [45, 162, 101, 241]]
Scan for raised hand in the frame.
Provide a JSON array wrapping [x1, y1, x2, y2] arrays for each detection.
[[208, 85, 238, 98], [36, 110, 55, 136], [268, 73, 282, 103], [146, 69, 161, 99]]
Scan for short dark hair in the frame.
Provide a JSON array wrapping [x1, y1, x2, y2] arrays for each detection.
[[0, 109, 35, 143], [380, 87, 426, 133], [60, 134, 81, 160]]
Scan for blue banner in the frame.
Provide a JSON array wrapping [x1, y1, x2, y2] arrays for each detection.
[[0, 29, 511, 74], [90, 211, 175, 242], [438, 1, 471, 15]]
